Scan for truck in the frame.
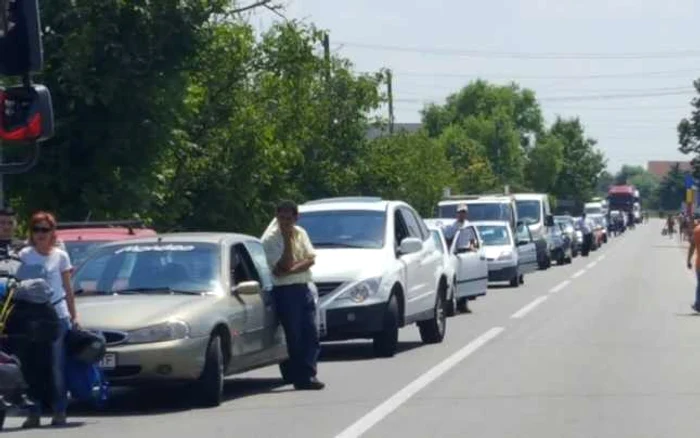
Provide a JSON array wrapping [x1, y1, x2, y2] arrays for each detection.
[[607, 185, 640, 223]]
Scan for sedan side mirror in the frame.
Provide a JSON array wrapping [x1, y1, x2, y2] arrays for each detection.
[[544, 214, 555, 227], [399, 237, 423, 255], [233, 280, 261, 296]]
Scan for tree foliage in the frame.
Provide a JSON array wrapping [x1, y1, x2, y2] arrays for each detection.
[[655, 164, 686, 211], [3, 4, 609, 231]]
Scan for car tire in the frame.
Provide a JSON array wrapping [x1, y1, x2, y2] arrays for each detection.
[[509, 269, 520, 288], [373, 295, 400, 358], [445, 283, 456, 317], [519, 274, 524, 284], [418, 289, 446, 344], [196, 335, 224, 407]]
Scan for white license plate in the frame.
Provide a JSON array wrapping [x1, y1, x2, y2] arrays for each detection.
[[99, 353, 117, 370], [318, 308, 327, 336]]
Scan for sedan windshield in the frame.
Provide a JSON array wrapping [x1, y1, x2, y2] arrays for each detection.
[[64, 240, 108, 267], [440, 203, 511, 222], [476, 225, 511, 246], [298, 210, 385, 249], [72, 242, 221, 295]]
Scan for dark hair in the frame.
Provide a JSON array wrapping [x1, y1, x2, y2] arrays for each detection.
[[276, 200, 298, 216], [0, 206, 15, 217]]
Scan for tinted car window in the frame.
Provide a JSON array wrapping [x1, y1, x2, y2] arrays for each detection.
[[298, 210, 386, 249], [476, 225, 511, 246], [64, 241, 108, 267], [516, 200, 542, 225]]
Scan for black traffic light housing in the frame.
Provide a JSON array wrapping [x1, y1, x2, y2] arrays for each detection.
[[0, 0, 53, 174]]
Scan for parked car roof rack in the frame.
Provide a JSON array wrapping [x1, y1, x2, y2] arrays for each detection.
[[56, 220, 148, 234]]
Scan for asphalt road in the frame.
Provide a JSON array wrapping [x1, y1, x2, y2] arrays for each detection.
[[7, 219, 697, 437]]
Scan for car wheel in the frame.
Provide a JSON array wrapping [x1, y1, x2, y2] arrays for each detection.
[[418, 289, 446, 344], [373, 294, 400, 358], [196, 335, 224, 407], [445, 282, 456, 317], [509, 269, 520, 288], [519, 274, 525, 284]]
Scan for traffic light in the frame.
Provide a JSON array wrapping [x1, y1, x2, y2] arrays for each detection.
[[0, 84, 53, 143], [0, 0, 43, 76]]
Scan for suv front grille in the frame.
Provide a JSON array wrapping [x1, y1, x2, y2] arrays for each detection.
[[315, 282, 343, 297]]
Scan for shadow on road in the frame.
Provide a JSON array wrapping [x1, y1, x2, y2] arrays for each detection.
[[5, 377, 291, 418], [318, 341, 424, 362]]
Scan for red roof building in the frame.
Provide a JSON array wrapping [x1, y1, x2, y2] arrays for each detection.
[[647, 160, 692, 178]]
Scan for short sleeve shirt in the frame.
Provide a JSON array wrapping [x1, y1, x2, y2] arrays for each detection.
[[261, 225, 315, 286], [18, 247, 73, 319]]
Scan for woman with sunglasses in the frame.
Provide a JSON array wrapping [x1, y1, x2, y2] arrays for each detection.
[[17, 211, 78, 428]]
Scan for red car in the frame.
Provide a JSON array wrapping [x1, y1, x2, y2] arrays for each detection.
[[56, 221, 157, 268]]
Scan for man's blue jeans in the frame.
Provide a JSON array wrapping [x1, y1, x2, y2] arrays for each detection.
[[273, 284, 320, 383]]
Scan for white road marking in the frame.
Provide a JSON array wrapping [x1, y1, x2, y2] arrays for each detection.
[[549, 280, 570, 294], [572, 269, 586, 279], [334, 327, 505, 438], [510, 296, 548, 319], [586, 261, 597, 269]]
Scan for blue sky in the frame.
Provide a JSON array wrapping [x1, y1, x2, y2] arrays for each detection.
[[251, 0, 700, 173]]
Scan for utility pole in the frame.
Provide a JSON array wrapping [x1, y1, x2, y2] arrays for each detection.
[[386, 69, 394, 134], [322, 33, 330, 83]]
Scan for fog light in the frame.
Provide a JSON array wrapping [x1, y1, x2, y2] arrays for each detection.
[[156, 365, 172, 375]]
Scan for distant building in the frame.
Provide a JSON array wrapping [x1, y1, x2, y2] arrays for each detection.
[[366, 123, 422, 140], [647, 160, 692, 178]]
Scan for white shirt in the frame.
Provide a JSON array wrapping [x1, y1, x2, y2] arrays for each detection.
[[18, 247, 72, 319], [443, 220, 467, 241], [262, 224, 316, 287], [578, 217, 592, 234]]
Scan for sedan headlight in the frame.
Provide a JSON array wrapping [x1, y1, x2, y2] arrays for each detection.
[[127, 320, 190, 344], [497, 250, 513, 260], [338, 277, 382, 303]]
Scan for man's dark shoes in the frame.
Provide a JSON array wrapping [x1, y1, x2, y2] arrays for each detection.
[[294, 377, 325, 390]]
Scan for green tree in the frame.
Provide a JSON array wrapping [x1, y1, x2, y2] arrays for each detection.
[[596, 170, 614, 195], [358, 131, 455, 216], [655, 163, 686, 211], [524, 134, 564, 193], [436, 125, 496, 193], [549, 117, 606, 204], [678, 79, 700, 178]]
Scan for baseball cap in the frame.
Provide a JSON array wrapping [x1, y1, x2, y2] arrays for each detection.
[[457, 204, 468, 212]]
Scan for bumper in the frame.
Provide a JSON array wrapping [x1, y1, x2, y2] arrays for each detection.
[[488, 264, 518, 282], [322, 302, 386, 341], [102, 336, 210, 384]]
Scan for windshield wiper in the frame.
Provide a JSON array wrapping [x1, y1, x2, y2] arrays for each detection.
[[114, 287, 204, 295]]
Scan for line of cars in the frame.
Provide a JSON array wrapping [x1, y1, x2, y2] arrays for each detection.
[[61, 194, 610, 408]]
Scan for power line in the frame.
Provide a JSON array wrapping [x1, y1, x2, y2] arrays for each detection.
[[380, 68, 700, 80], [337, 41, 700, 60]]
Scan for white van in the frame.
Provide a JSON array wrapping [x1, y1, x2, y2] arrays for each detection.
[[513, 193, 554, 269], [437, 195, 519, 232]]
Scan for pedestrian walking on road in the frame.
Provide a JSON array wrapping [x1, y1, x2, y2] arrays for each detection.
[[686, 219, 700, 313], [578, 214, 593, 256], [262, 200, 325, 390]]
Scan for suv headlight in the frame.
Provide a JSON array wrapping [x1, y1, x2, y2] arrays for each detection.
[[127, 321, 190, 344], [338, 277, 382, 303]]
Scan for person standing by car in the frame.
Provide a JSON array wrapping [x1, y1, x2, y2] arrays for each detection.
[[687, 217, 700, 313], [443, 204, 470, 247], [578, 213, 593, 256], [262, 201, 324, 391], [18, 211, 78, 428]]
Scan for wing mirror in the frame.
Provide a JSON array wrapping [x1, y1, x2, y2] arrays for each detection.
[[398, 237, 423, 255], [544, 214, 555, 227], [232, 280, 261, 296], [517, 240, 530, 247]]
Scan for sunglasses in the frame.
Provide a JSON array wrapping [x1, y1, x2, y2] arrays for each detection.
[[32, 226, 53, 233]]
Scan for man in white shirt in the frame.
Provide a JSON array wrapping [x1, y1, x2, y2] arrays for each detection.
[[443, 204, 469, 246], [262, 200, 324, 390]]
